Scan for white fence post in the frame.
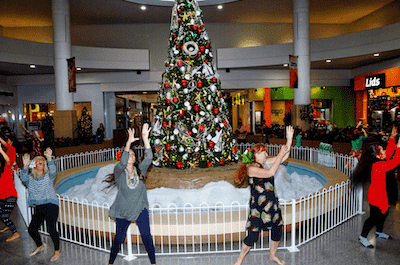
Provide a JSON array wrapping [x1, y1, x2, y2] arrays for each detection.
[[288, 199, 299, 252], [123, 225, 137, 261]]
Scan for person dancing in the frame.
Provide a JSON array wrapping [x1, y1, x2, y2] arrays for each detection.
[[106, 123, 156, 265], [353, 125, 400, 248], [20, 148, 61, 261], [234, 125, 294, 265], [0, 136, 20, 242]]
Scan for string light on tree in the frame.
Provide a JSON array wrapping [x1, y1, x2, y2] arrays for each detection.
[[150, 0, 237, 169]]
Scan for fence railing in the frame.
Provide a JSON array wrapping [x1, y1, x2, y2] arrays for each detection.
[[14, 142, 362, 259]]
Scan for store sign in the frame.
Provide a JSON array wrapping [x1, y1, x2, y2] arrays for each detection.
[[365, 74, 385, 89]]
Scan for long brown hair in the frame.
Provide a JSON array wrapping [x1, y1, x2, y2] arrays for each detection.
[[234, 144, 267, 187]]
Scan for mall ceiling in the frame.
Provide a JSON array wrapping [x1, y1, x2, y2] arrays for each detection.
[[0, 0, 399, 76]]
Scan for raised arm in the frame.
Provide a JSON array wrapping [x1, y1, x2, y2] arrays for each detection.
[[0, 142, 10, 165], [20, 153, 31, 184], [0, 136, 6, 146], [142, 123, 151, 149], [248, 145, 289, 179], [114, 128, 138, 177], [44, 147, 56, 181], [282, 125, 294, 161]]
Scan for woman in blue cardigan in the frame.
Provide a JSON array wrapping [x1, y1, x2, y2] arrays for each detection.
[[106, 123, 156, 265]]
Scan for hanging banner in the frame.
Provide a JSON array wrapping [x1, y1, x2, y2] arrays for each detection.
[[289, 55, 298, 89], [67, 57, 76, 93]]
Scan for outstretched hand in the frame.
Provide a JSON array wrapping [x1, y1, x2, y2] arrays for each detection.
[[286, 125, 294, 139], [44, 147, 52, 161], [141, 123, 152, 139], [22, 153, 31, 169], [279, 145, 289, 156], [391, 125, 397, 138], [127, 128, 139, 144]]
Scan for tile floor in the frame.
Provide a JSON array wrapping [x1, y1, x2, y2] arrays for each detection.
[[1, 182, 399, 265]]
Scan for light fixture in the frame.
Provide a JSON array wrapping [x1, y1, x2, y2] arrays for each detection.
[[283, 63, 288, 67], [76, 67, 82, 71], [143, 91, 147, 94], [217, 5, 223, 9], [326, 59, 332, 63], [141, 5, 146, 10], [374, 53, 379, 57], [30, 64, 36, 69]]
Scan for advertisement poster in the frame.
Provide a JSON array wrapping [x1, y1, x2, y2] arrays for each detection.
[[67, 57, 76, 93], [289, 55, 298, 89]]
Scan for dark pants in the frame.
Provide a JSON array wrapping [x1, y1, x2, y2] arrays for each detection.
[[28, 203, 60, 250], [361, 204, 389, 237], [0, 197, 17, 233], [243, 225, 283, 247], [109, 208, 156, 264]]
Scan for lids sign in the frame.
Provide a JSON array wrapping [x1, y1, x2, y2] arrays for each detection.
[[365, 74, 385, 89]]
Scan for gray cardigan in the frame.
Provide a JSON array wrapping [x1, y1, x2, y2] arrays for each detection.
[[108, 148, 152, 221]]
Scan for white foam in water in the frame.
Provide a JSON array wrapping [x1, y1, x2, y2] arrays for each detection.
[[61, 164, 323, 207]]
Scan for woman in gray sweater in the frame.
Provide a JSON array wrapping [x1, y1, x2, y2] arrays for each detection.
[[107, 123, 156, 265]]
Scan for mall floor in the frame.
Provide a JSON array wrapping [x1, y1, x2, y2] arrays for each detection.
[[1, 181, 400, 265]]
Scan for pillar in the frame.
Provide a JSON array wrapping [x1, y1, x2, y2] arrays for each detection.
[[52, 0, 77, 139], [292, 0, 311, 129]]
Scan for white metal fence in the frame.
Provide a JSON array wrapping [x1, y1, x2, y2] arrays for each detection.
[[14, 143, 362, 259]]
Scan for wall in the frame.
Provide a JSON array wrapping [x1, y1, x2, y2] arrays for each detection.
[[270, 101, 285, 125]]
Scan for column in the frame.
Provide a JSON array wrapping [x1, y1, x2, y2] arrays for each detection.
[[52, 0, 77, 139], [293, 0, 310, 105]]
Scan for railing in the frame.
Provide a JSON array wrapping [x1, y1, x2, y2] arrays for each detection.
[[14, 142, 362, 259]]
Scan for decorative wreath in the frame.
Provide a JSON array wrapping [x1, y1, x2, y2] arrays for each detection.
[[115, 151, 123, 164], [183, 41, 199, 57]]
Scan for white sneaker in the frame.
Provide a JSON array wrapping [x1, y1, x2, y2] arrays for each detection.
[[359, 236, 374, 248], [376, 232, 392, 239]]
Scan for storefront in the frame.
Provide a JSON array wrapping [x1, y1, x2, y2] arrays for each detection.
[[354, 67, 400, 133], [232, 86, 355, 134]]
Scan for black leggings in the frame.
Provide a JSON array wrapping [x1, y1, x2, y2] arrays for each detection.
[[28, 203, 60, 251], [361, 204, 389, 238], [244, 225, 283, 246], [0, 197, 17, 233]]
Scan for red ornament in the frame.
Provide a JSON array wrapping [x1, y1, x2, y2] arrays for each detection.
[[166, 99, 171, 104], [216, 126, 220, 131], [220, 159, 225, 166], [178, 18, 182, 23], [179, 110, 184, 116], [181, 80, 188, 87], [172, 33, 176, 38], [198, 52, 202, 57], [162, 121, 167, 127], [223, 120, 227, 126], [214, 108, 219, 114], [200, 46, 205, 52], [165, 157, 169, 162], [199, 125, 204, 131], [166, 144, 172, 151], [206, 42, 210, 48], [201, 24, 205, 30], [173, 96, 179, 103], [177, 60, 183, 66], [176, 162, 183, 169], [212, 77, 217, 83], [194, 105, 199, 112], [205, 59, 208, 63], [192, 25, 198, 31], [178, 8, 182, 13], [165, 82, 170, 88], [155, 147, 160, 152], [207, 161, 211, 167], [208, 141, 215, 148], [172, 124, 175, 128], [197, 81, 203, 88], [188, 131, 192, 136], [198, 29, 202, 35]]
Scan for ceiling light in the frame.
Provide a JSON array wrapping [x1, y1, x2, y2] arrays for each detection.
[[30, 65, 36, 69], [143, 91, 147, 94], [326, 59, 332, 63], [217, 5, 223, 10], [76, 67, 82, 71], [374, 53, 379, 57], [141, 5, 146, 10], [283, 63, 288, 67]]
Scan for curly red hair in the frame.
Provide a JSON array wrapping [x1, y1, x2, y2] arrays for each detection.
[[234, 144, 268, 187]]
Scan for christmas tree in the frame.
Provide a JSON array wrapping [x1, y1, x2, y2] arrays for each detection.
[[150, 0, 239, 169]]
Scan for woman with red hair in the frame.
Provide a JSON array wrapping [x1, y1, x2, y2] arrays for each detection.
[[234, 126, 294, 265]]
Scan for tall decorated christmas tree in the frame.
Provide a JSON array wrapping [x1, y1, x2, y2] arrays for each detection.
[[150, 0, 239, 169]]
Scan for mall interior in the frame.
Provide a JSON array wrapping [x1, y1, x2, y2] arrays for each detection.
[[0, 0, 400, 264]]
